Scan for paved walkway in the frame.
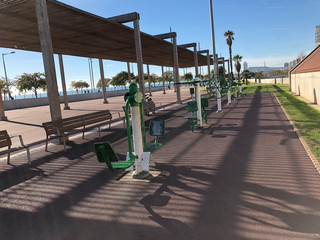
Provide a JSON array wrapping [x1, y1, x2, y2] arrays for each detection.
[[0, 92, 320, 240], [1, 88, 191, 148]]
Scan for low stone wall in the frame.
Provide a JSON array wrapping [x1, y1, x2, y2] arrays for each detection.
[[291, 71, 320, 105], [4, 86, 163, 110], [248, 77, 289, 84]]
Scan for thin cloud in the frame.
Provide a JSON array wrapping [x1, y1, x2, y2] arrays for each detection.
[[261, 0, 284, 9]]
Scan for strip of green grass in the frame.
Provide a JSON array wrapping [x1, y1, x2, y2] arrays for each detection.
[[243, 83, 320, 161]]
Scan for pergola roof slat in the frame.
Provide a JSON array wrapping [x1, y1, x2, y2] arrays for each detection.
[[0, 0, 211, 68]]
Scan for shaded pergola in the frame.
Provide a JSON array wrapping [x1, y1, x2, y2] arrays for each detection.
[[0, 0, 211, 121]]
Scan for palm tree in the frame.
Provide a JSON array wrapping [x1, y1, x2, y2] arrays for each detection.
[[241, 70, 251, 85], [224, 30, 234, 79], [233, 55, 243, 81]]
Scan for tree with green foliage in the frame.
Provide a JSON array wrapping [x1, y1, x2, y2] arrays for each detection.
[[218, 66, 226, 78], [0, 77, 15, 100], [96, 78, 111, 89], [0, 79, 5, 95], [163, 70, 173, 88], [269, 70, 288, 77], [70, 80, 89, 93], [16, 72, 47, 98], [241, 70, 251, 85], [224, 30, 235, 79], [111, 71, 134, 88], [255, 72, 266, 83], [210, 69, 214, 79], [150, 73, 159, 87], [233, 54, 243, 81], [184, 72, 193, 81]]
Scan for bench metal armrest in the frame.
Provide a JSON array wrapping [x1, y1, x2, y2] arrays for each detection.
[[10, 135, 28, 148]]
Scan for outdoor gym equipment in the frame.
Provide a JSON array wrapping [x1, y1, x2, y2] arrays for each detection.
[[95, 83, 152, 179], [232, 79, 246, 99], [201, 98, 211, 124], [145, 120, 165, 150], [184, 101, 198, 132], [175, 76, 206, 128], [94, 142, 135, 172]]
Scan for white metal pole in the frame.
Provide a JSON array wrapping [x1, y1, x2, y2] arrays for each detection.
[[227, 89, 231, 105], [131, 105, 144, 174], [216, 81, 222, 112], [209, 0, 222, 113], [196, 82, 203, 127]]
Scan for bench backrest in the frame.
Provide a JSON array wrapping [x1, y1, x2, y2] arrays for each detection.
[[57, 116, 84, 132], [82, 110, 112, 126], [0, 130, 11, 148], [42, 110, 112, 135], [143, 101, 155, 110]]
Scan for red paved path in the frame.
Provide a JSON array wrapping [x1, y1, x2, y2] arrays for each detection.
[[0, 92, 319, 240]]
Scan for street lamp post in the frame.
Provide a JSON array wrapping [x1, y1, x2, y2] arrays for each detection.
[[2, 51, 15, 100], [209, 0, 222, 112]]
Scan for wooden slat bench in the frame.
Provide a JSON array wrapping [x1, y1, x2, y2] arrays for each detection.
[[143, 101, 156, 116], [0, 130, 31, 165], [122, 101, 156, 117], [42, 110, 112, 152]]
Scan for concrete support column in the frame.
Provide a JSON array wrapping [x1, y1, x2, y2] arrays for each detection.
[[133, 18, 145, 100], [0, 91, 7, 121], [194, 46, 199, 76], [58, 54, 70, 110], [147, 64, 152, 96], [127, 62, 132, 83], [99, 59, 108, 104], [173, 37, 181, 103], [35, 0, 61, 121], [162, 66, 166, 94]]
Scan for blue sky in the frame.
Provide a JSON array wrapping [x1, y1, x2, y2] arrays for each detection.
[[1, 0, 319, 92]]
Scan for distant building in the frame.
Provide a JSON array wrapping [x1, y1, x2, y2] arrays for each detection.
[[316, 25, 320, 46], [243, 61, 248, 70], [284, 62, 289, 68]]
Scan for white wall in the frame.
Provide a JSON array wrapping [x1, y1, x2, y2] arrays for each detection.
[[291, 71, 320, 105], [248, 77, 289, 84], [4, 87, 163, 110]]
